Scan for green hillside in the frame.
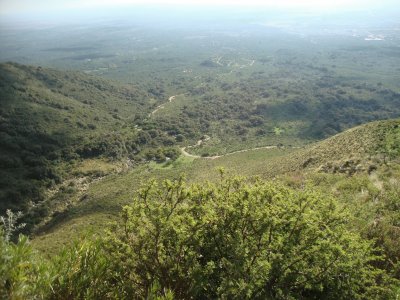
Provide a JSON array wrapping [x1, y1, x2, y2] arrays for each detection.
[[1, 61, 399, 235], [0, 62, 180, 229], [32, 119, 400, 253], [1, 5, 400, 297], [2, 119, 398, 299], [0, 62, 399, 298]]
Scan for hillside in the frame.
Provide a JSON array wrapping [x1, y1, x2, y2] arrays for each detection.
[[32, 118, 400, 254], [0, 62, 180, 228], [25, 118, 399, 298], [2, 6, 400, 297], [0, 62, 399, 247], [2, 57, 400, 226], [264, 119, 400, 176], [0, 66, 398, 300], [178, 119, 400, 181]]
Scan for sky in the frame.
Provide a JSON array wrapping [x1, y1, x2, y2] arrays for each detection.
[[0, 0, 399, 26], [1, 0, 398, 15]]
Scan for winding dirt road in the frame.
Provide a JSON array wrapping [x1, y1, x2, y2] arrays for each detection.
[[149, 94, 288, 160], [180, 139, 279, 160]]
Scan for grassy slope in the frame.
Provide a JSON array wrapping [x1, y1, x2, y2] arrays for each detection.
[[32, 119, 400, 255]]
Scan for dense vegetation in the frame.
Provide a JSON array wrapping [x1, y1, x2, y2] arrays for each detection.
[[2, 23, 400, 158], [2, 51, 400, 230], [0, 62, 180, 230], [150, 61, 400, 155], [1, 174, 399, 299]]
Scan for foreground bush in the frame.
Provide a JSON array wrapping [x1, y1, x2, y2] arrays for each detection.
[[1, 176, 398, 299], [101, 175, 395, 299], [0, 211, 51, 299]]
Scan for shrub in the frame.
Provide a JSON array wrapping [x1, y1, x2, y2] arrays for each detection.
[[49, 238, 117, 299], [101, 175, 392, 299], [0, 177, 398, 299], [0, 211, 51, 299]]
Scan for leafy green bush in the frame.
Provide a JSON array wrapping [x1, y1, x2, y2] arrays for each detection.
[[101, 175, 394, 299], [49, 238, 118, 299], [0, 211, 51, 299], [1, 177, 398, 299], [49, 238, 176, 299]]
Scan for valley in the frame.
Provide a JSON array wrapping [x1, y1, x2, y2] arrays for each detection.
[[1, 4, 400, 299]]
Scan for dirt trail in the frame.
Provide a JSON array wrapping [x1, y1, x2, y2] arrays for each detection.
[[149, 93, 285, 159], [150, 95, 179, 116], [180, 137, 279, 160]]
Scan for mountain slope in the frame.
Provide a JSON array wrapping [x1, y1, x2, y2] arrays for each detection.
[[32, 119, 400, 254], [0, 62, 178, 225], [1, 61, 399, 242], [264, 119, 400, 176]]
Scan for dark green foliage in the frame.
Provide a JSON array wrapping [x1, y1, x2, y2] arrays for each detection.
[[0, 63, 180, 225], [150, 72, 400, 156]]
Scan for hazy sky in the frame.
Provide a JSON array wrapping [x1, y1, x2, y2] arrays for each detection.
[[1, 0, 398, 15], [1, 0, 399, 28]]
